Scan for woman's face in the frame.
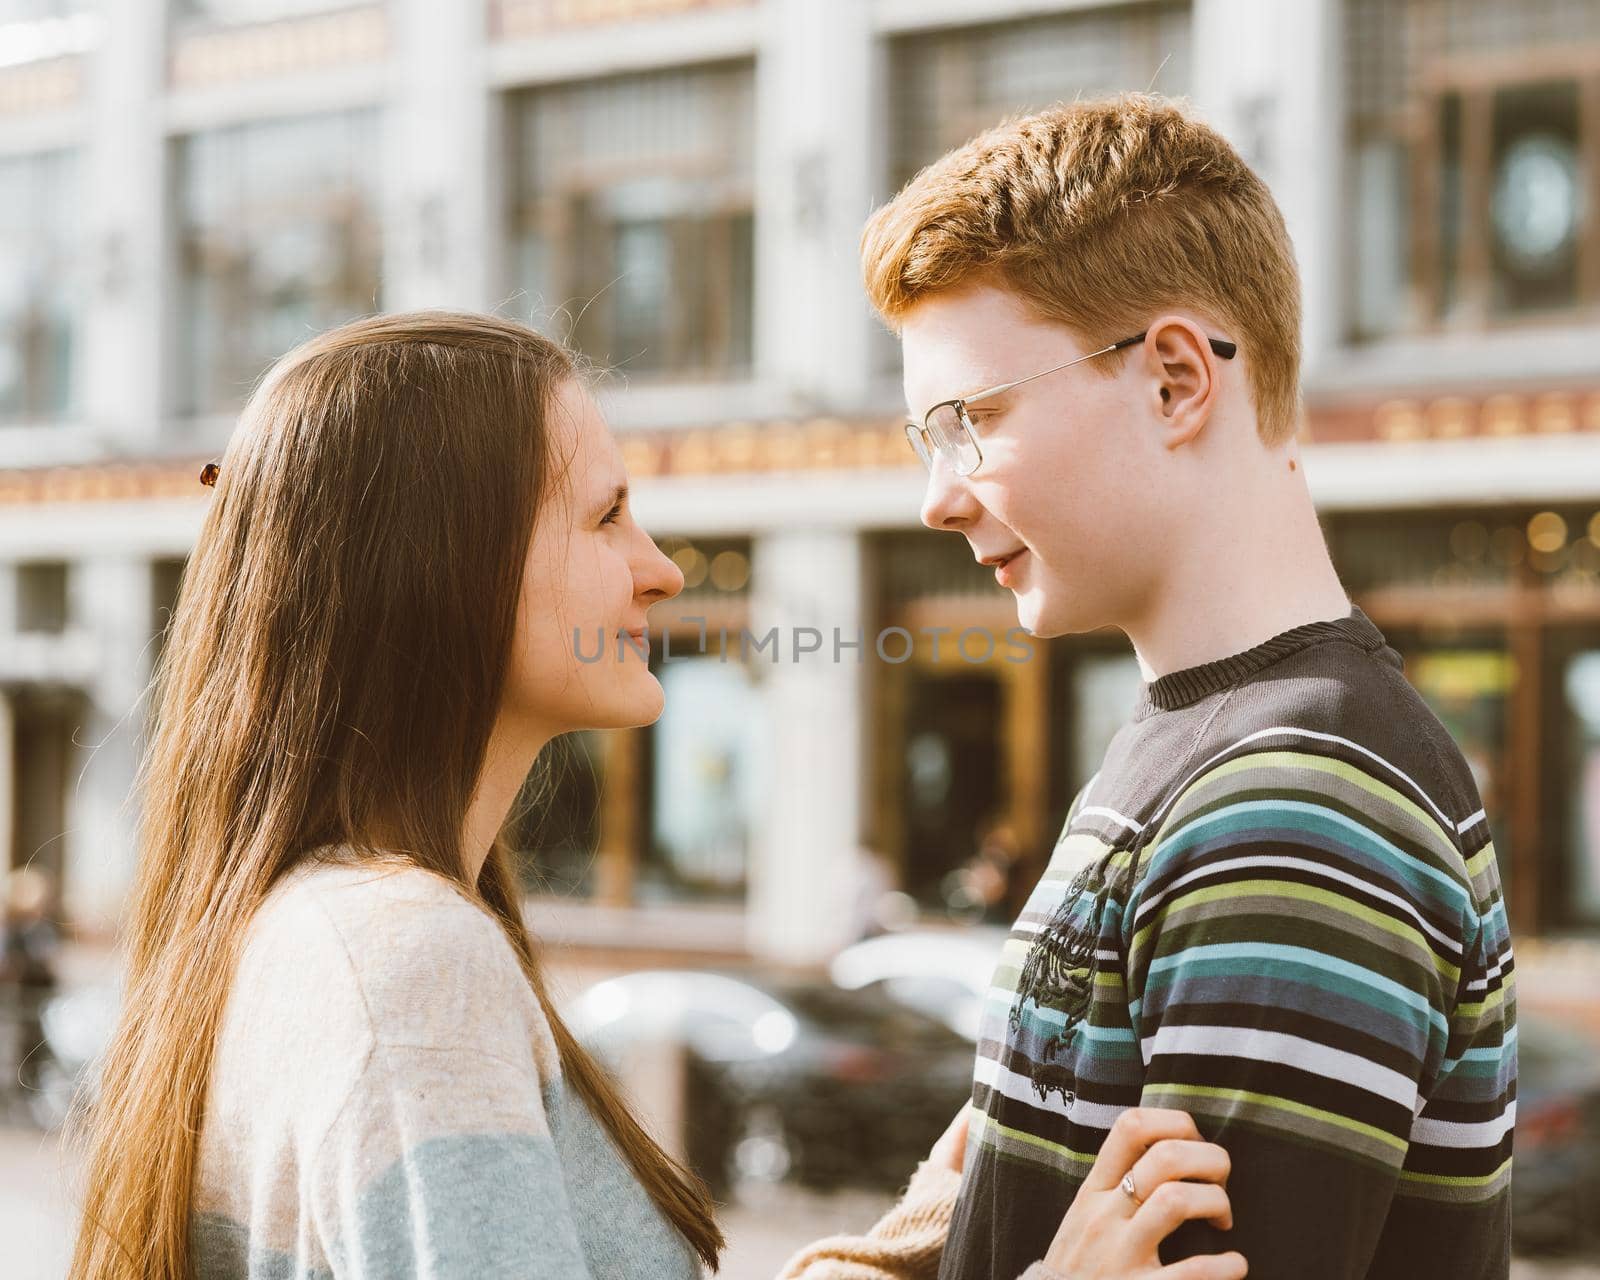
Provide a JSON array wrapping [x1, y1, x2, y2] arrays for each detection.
[[502, 379, 684, 735]]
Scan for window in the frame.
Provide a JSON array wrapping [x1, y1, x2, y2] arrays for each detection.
[[0, 149, 77, 424], [16, 560, 68, 633], [640, 656, 763, 903], [882, 4, 1191, 371], [151, 556, 188, 668], [508, 61, 755, 380], [175, 110, 382, 416], [887, 4, 1192, 189], [1554, 645, 1600, 931], [1345, 0, 1600, 338], [898, 669, 1004, 911]]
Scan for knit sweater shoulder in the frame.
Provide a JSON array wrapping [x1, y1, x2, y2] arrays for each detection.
[[191, 853, 704, 1279]]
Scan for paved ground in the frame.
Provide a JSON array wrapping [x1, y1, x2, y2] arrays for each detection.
[[1, 1125, 77, 1280], [5, 1124, 1597, 1280]]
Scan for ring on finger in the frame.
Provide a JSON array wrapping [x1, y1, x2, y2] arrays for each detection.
[[1119, 1171, 1141, 1205]]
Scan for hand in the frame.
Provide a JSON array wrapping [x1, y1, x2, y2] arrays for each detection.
[[1041, 1107, 1247, 1280], [926, 1102, 969, 1176]]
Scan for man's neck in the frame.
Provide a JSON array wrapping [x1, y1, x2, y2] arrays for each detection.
[[1123, 505, 1352, 684]]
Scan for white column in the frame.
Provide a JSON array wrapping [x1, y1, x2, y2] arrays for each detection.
[[79, 0, 168, 451], [62, 556, 152, 934], [753, 0, 882, 412], [745, 529, 868, 964], [1190, 0, 1342, 384], [382, 0, 494, 312]]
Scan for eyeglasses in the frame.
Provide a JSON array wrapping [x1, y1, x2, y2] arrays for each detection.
[[905, 330, 1238, 477]]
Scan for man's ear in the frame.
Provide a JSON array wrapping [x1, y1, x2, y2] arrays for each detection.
[[1141, 316, 1219, 451]]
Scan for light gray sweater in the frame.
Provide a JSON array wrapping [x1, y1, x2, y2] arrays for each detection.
[[193, 855, 703, 1278]]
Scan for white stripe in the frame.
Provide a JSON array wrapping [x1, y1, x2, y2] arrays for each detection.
[[1456, 808, 1487, 834], [1466, 955, 1508, 992], [1147, 725, 1457, 838], [1077, 805, 1144, 834], [972, 1053, 1079, 1121], [1142, 1023, 1420, 1112], [1410, 1103, 1516, 1150], [1008, 919, 1119, 964], [1131, 852, 1462, 957]]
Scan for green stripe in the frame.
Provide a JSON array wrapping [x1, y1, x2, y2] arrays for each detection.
[[1142, 1083, 1409, 1154]]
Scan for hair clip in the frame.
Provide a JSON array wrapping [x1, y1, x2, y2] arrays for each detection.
[[199, 461, 220, 487]]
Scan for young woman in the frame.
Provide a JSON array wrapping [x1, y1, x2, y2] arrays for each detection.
[[68, 311, 1247, 1280]]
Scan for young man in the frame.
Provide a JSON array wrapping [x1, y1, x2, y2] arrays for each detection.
[[860, 94, 1515, 1280]]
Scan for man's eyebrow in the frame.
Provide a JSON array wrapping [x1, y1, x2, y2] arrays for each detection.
[[908, 376, 1009, 419]]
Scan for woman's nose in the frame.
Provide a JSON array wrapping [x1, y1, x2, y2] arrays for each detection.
[[637, 532, 685, 602]]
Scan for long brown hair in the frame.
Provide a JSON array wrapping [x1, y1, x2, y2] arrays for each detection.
[[68, 311, 725, 1278]]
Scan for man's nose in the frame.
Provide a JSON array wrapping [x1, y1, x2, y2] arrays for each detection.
[[919, 455, 976, 531]]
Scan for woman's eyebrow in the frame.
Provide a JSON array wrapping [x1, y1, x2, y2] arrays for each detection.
[[595, 482, 628, 516]]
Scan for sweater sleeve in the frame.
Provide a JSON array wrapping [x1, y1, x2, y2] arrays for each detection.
[[772, 1159, 960, 1280], [771, 1161, 1069, 1280], [1119, 749, 1489, 1279]]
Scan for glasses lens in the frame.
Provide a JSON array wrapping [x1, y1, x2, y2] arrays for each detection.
[[926, 403, 980, 475], [904, 422, 932, 469]]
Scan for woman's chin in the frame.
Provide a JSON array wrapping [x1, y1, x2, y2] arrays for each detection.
[[607, 671, 667, 728]]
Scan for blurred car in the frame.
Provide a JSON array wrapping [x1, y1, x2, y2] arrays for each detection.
[[567, 967, 975, 1196], [828, 926, 1009, 1042], [24, 974, 119, 1130], [1511, 1010, 1600, 1257]]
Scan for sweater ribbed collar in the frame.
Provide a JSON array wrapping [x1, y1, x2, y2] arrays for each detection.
[[1133, 604, 1387, 720]]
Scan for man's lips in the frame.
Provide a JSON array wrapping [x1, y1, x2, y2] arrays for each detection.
[[991, 549, 1028, 586]]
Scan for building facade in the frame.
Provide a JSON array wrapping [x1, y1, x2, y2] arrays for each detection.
[[0, 0, 1596, 970]]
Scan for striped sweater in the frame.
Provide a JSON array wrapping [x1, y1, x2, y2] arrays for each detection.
[[939, 607, 1516, 1280]]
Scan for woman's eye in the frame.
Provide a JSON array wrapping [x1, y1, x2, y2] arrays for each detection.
[[600, 503, 623, 526]]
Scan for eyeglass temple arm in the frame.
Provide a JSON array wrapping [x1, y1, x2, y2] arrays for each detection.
[[938, 330, 1240, 418], [1112, 331, 1238, 359]]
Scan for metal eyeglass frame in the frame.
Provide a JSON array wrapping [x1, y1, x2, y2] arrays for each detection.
[[905, 330, 1239, 476]]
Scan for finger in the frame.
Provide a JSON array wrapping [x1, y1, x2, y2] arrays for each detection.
[[929, 1103, 970, 1171], [946, 1104, 970, 1165], [1081, 1108, 1204, 1193], [1157, 1253, 1249, 1280], [1126, 1139, 1231, 1198], [1128, 1181, 1234, 1251]]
